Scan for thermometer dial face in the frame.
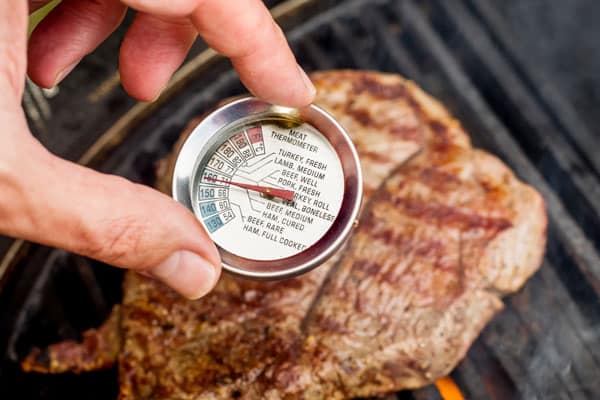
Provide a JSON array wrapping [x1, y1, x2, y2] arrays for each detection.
[[173, 97, 362, 280], [192, 121, 345, 261]]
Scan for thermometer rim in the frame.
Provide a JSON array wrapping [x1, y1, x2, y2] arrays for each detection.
[[172, 96, 362, 280]]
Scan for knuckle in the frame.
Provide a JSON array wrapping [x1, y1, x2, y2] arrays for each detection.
[[174, 0, 199, 16], [0, 1, 26, 95], [129, 0, 198, 17], [105, 218, 145, 262], [64, 0, 123, 26], [82, 216, 146, 266], [0, 46, 24, 95], [150, 14, 194, 29], [238, 11, 275, 58], [215, 6, 275, 59], [0, 167, 27, 232]]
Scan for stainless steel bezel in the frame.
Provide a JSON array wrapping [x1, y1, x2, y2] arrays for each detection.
[[172, 97, 362, 280]]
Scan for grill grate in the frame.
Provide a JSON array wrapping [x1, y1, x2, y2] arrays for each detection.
[[2, 0, 600, 399]]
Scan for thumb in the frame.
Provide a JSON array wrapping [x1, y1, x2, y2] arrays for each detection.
[[3, 138, 221, 299]]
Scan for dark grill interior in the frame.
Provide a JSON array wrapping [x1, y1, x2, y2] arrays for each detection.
[[2, 0, 600, 399]]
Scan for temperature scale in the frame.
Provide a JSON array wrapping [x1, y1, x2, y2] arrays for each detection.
[[172, 97, 362, 280]]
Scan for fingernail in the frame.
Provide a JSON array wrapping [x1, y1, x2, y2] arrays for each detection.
[[150, 251, 218, 300], [54, 61, 79, 86], [298, 65, 316, 99], [149, 86, 166, 103]]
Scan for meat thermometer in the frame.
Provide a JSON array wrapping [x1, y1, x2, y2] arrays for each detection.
[[172, 97, 362, 280]]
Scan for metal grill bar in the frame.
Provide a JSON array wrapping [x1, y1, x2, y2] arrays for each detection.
[[300, 38, 337, 70], [72, 256, 110, 317], [452, 342, 518, 400], [330, 21, 372, 69], [507, 295, 588, 399], [5, 250, 58, 362], [410, 385, 443, 400], [544, 234, 600, 328], [361, 7, 421, 79], [479, 309, 545, 399], [468, 0, 600, 178], [509, 271, 597, 399], [537, 265, 600, 363], [460, 338, 522, 400]]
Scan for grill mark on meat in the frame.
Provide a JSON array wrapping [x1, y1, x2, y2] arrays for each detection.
[[352, 74, 408, 99], [430, 119, 449, 137], [390, 123, 422, 141], [456, 230, 467, 302], [398, 89, 468, 158], [347, 107, 374, 126], [386, 196, 513, 232], [407, 95, 423, 114], [427, 122, 465, 157], [352, 230, 458, 287], [380, 259, 416, 287], [358, 148, 394, 164], [275, 278, 306, 290], [345, 105, 424, 143], [315, 315, 351, 334], [384, 360, 423, 381], [351, 259, 381, 276], [418, 167, 463, 190], [367, 225, 446, 259], [346, 239, 463, 304], [126, 308, 158, 322]]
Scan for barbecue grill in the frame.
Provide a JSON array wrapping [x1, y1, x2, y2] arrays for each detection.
[[2, 0, 600, 399]]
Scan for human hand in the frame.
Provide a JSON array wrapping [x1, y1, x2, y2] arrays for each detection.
[[0, 1, 314, 299], [27, 0, 316, 105]]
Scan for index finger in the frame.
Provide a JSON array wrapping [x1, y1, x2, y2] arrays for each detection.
[[124, 0, 315, 107]]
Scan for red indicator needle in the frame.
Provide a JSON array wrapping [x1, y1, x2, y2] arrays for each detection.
[[206, 177, 295, 201]]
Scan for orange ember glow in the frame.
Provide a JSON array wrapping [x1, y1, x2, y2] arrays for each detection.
[[435, 377, 464, 400]]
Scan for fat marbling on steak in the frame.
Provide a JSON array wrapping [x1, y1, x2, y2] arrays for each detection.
[[22, 71, 547, 400]]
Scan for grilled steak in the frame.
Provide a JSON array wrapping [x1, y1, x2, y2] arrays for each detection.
[[22, 71, 547, 400]]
